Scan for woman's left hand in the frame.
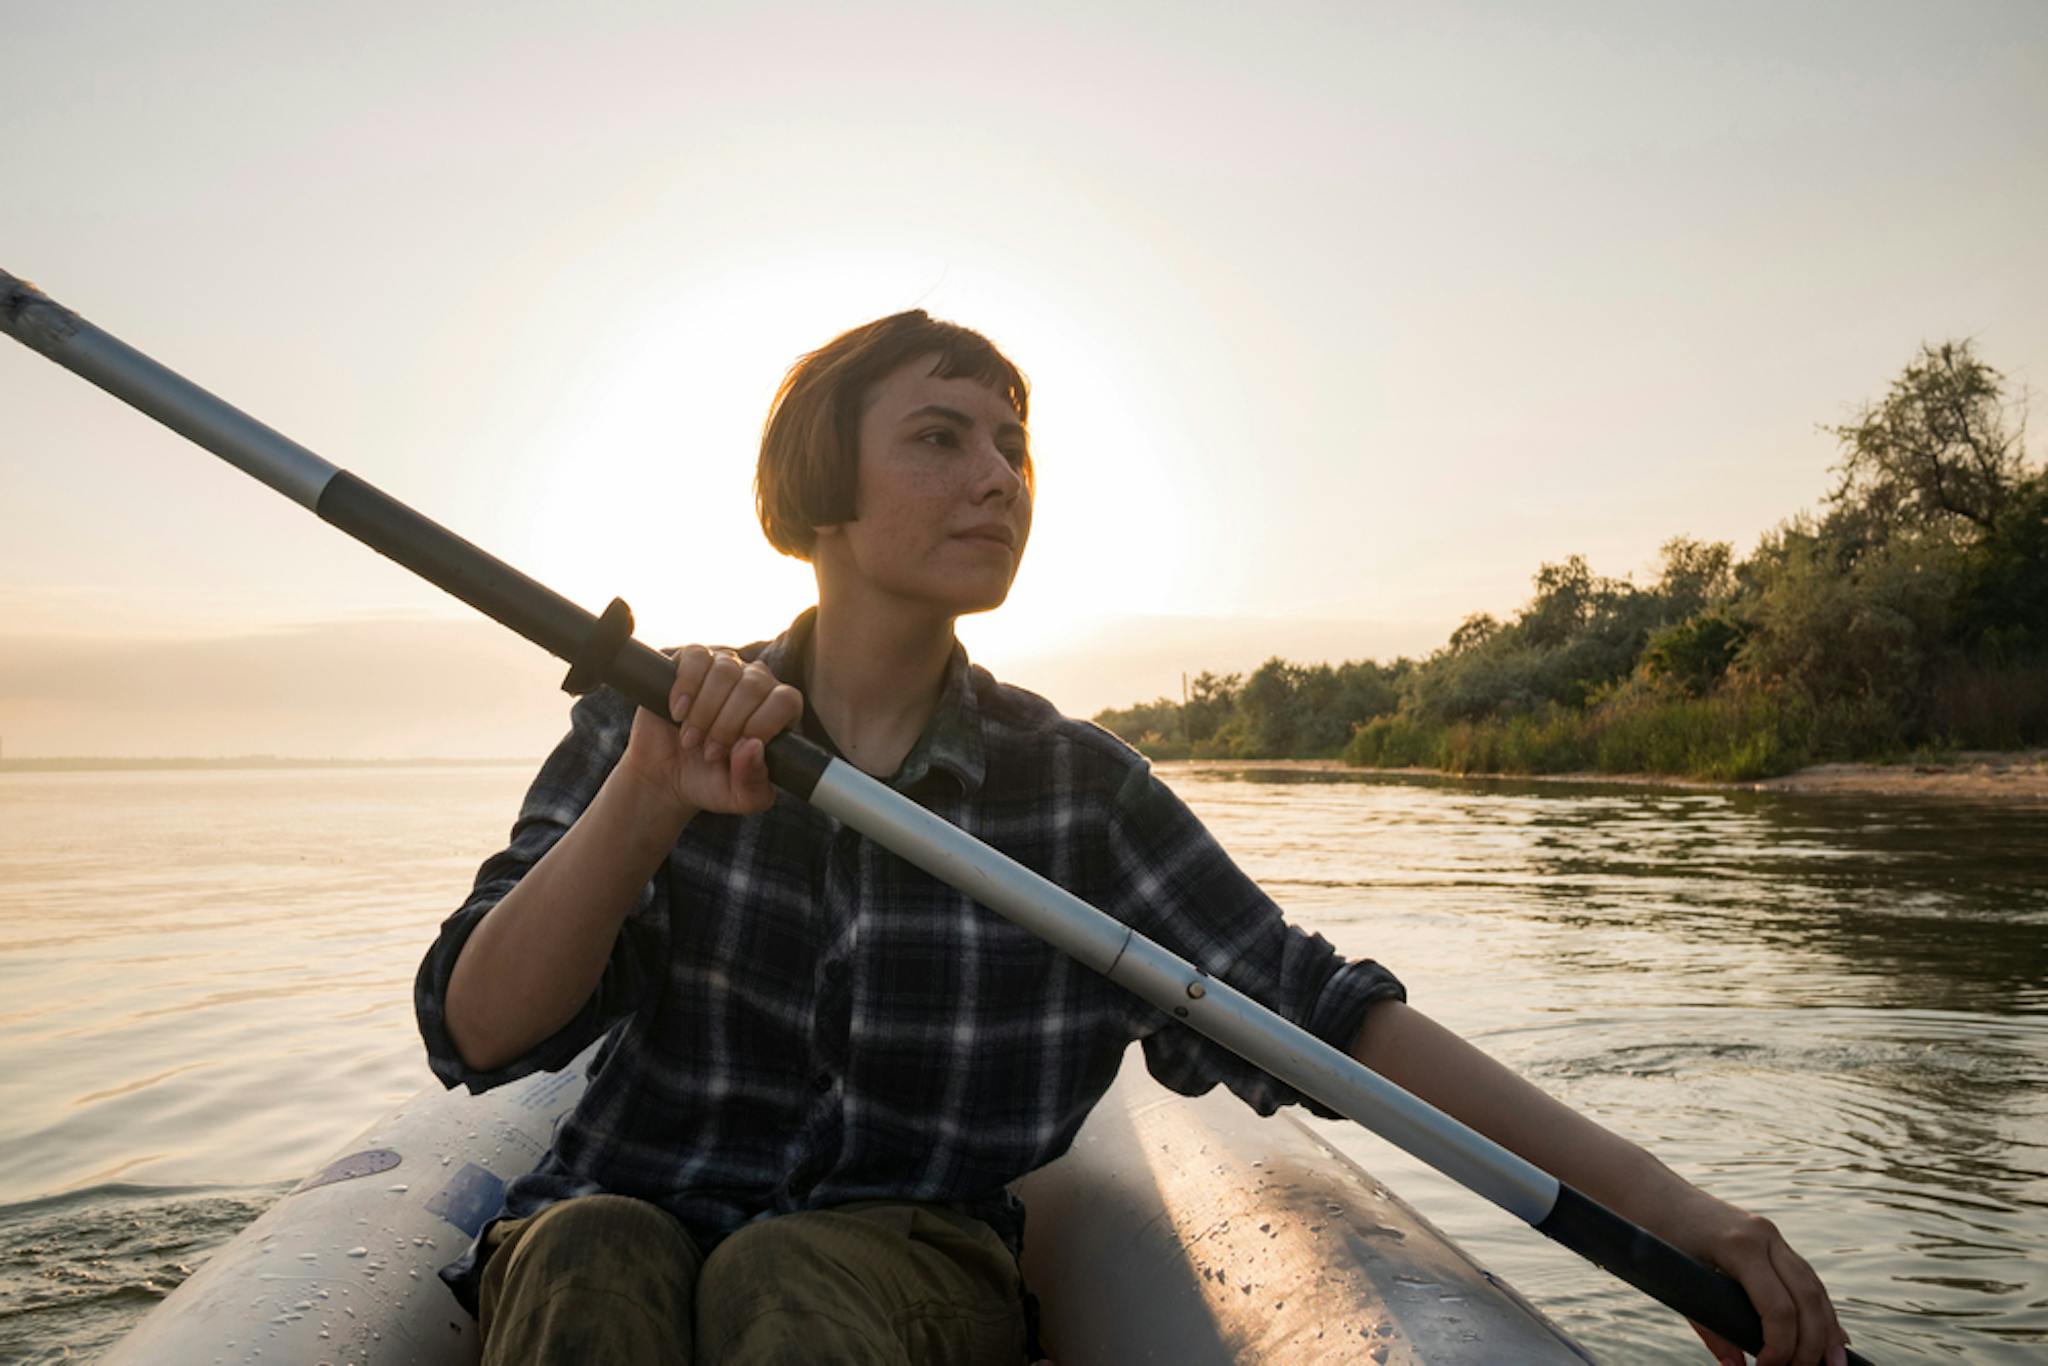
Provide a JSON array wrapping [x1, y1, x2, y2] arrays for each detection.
[[1347, 1004, 1852, 1365], [1666, 1190, 1849, 1366]]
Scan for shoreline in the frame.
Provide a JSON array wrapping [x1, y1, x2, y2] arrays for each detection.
[[7, 751, 2045, 800], [1166, 749, 2048, 802]]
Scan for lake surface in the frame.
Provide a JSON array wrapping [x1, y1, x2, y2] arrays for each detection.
[[0, 763, 2041, 1362]]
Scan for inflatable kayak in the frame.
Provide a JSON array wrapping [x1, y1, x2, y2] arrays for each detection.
[[105, 1044, 1588, 1365]]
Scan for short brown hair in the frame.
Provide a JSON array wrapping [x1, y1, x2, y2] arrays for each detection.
[[755, 310, 1031, 560]]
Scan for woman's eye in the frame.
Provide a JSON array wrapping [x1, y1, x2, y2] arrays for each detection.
[[918, 428, 959, 448]]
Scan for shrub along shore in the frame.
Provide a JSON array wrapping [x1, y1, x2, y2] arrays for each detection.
[[1094, 342, 2048, 782]]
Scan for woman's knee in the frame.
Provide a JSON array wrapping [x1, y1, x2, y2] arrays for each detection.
[[501, 1194, 698, 1288], [695, 1214, 895, 1360], [479, 1194, 703, 1361], [694, 1208, 1024, 1365]]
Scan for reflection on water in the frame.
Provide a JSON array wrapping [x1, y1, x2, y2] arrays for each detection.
[[1180, 768, 2047, 1362], [0, 765, 2042, 1361]]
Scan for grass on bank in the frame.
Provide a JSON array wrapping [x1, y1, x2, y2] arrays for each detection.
[[1115, 663, 2048, 783], [1348, 665, 2048, 780]]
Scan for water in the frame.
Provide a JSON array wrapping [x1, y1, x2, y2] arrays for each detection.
[[1, 764, 2042, 1362]]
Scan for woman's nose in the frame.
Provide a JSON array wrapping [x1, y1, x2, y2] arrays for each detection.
[[973, 440, 1024, 503]]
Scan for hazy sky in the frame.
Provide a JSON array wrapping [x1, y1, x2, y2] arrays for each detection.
[[3, 1, 2044, 755]]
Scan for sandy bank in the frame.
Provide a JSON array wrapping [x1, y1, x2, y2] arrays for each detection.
[[1168, 750, 2048, 803]]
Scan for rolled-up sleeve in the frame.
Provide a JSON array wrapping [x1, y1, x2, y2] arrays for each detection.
[[1105, 762, 1405, 1118], [414, 686, 671, 1093]]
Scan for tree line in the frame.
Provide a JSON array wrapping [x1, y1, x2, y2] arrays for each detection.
[[1094, 341, 2048, 779]]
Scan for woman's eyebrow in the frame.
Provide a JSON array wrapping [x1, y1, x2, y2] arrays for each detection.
[[900, 403, 973, 427]]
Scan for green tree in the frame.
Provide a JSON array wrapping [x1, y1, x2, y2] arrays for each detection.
[[1827, 340, 2029, 548], [1641, 613, 1744, 695], [1655, 537, 1735, 618], [1954, 473, 2048, 663], [1446, 613, 1501, 654], [1734, 528, 1959, 712], [1184, 671, 1239, 745]]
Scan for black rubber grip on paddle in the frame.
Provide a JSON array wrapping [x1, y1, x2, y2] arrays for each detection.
[[1538, 1185, 1874, 1364], [314, 469, 834, 798], [316, 470, 638, 676], [562, 596, 637, 696], [764, 733, 828, 800]]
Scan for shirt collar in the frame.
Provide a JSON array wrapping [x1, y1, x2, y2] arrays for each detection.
[[758, 608, 987, 797]]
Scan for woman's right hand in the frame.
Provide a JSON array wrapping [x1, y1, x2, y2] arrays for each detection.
[[618, 645, 805, 821]]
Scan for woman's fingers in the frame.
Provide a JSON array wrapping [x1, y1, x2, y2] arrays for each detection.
[[1705, 1209, 1853, 1366], [1687, 1319, 1745, 1366], [676, 649, 746, 750], [728, 736, 774, 812], [668, 645, 717, 728], [659, 648, 803, 813], [701, 662, 786, 764], [1724, 1215, 1801, 1365], [1770, 1235, 1848, 1366], [742, 682, 804, 741]]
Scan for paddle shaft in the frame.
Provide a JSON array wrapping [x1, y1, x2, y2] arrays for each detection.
[[1, 268, 1870, 1363]]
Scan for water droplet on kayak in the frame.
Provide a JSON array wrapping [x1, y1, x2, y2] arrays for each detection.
[[346, 1247, 368, 1258]]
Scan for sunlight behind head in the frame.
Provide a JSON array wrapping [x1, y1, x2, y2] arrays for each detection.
[[524, 247, 1198, 672]]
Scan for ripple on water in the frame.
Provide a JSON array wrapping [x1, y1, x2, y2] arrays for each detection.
[[1496, 1005, 2048, 1356], [4, 765, 2043, 1362], [0, 1183, 284, 1363]]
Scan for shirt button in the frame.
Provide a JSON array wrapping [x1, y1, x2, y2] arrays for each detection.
[[811, 1071, 834, 1094]]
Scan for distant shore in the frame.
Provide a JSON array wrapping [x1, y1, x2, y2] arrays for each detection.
[[1168, 749, 2048, 802], [0, 756, 536, 773], [11, 752, 2045, 800]]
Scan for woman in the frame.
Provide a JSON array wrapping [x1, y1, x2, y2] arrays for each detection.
[[416, 311, 1849, 1366]]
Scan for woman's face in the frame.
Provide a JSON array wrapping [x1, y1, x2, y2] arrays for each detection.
[[816, 353, 1032, 619]]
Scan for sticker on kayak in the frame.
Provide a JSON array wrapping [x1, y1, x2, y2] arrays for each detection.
[[427, 1161, 507, 1236], [514, 1067, 583, 1113], [293, 1147, 401, 1193]]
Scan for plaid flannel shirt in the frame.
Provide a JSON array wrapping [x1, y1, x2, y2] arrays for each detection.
[[415, 609, 1404, 1299]]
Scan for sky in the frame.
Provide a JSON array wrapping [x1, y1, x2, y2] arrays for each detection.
[[3, 1, 2044, 757]]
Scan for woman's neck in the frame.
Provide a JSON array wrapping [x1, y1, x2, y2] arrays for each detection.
[[803, 591, 957, 778]]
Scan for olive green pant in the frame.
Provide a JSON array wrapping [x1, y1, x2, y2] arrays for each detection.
[[476, 1193, 1029, 1365]]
